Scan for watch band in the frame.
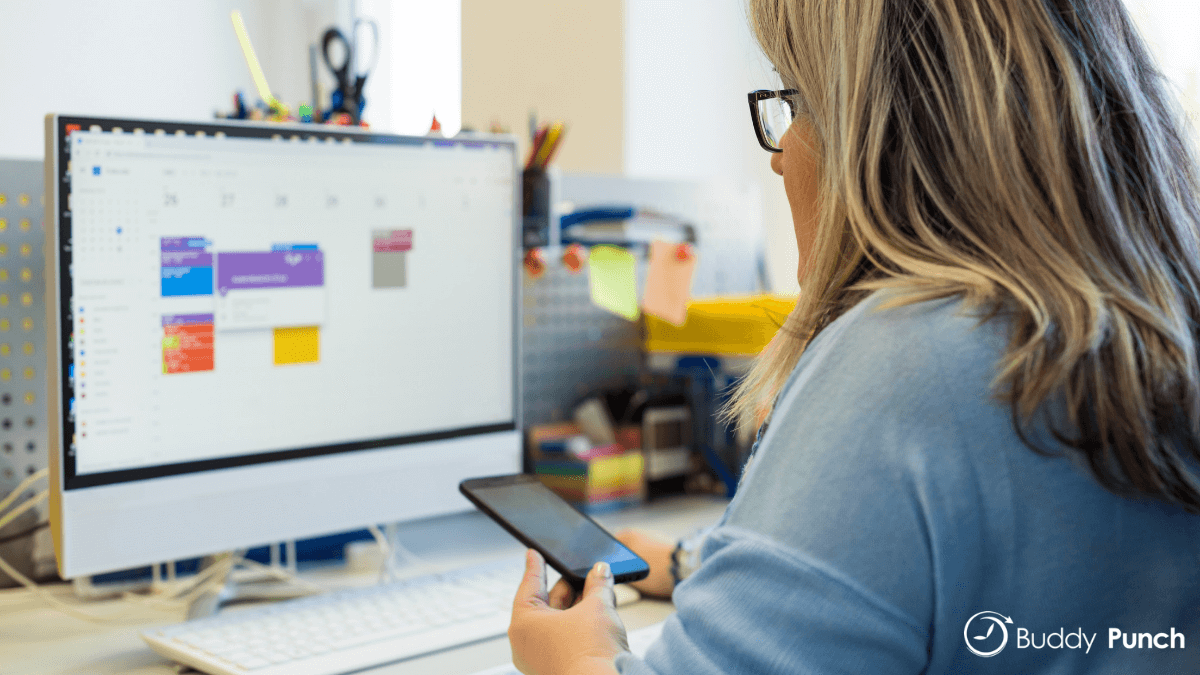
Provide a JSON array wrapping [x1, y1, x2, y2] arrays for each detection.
[[669, 541, 685, 586]]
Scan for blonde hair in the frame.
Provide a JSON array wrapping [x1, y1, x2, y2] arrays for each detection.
[[733, 0, 1200, 511]]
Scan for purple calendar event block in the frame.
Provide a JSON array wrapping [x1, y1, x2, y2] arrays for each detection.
[[216, 251, 325, 296], [162, 251, 214, 266], [162, 313, 215, 327], [161, 237, 214, 297], [161, 237, 211, 252]]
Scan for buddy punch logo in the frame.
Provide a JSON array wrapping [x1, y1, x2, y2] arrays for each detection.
[[964, 611, 1187, 658], [964, 611, 1012, 657]]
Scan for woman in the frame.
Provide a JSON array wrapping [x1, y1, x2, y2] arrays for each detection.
[[509, 0, 1200, 672]]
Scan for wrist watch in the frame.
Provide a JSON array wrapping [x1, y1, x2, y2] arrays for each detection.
[[668, 420, 772, 587], [669, 528, 707, 586]]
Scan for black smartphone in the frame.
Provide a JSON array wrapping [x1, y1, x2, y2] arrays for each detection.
[[459, 473, 651, 590]]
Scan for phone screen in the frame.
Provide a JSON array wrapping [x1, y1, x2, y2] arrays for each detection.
[[470, 481, 640, 572]]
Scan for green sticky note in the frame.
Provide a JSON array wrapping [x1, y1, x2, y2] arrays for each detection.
[[588, 245, 640, 321]]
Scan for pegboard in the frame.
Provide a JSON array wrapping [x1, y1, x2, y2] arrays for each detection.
[[521, 250, 645, 427], [521, 173, 765, 444], [0, 158, 54, 585], [556, 174, 766, 297]]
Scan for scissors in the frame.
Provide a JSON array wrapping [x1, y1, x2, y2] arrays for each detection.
[[322, 18, 379, 124]]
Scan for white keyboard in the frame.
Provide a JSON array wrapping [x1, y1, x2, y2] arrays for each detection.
[[142, 556, 638, 675]]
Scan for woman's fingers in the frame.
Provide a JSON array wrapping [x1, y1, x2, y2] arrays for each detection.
[[513, 549, 549, 611], [583, 561, 615, 607], [547, 577, 577, 609], [615, 529, 677, 598]]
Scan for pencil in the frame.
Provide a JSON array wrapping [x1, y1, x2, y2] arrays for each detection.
[[538, 124, 567, 169], [533, 122, 563, 169], [231, 10, 278, 109], [526, 125, 548, 170]]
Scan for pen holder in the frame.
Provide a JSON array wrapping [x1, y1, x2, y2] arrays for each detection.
[[522, 168, 550, 248]]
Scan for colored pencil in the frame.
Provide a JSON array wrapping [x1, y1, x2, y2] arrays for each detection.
[[526, 125, 548, 170], [538, 123, 567, 169], [533, 122, 566, 169]]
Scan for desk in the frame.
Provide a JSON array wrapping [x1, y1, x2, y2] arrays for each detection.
[[0, 495, 729, 675]]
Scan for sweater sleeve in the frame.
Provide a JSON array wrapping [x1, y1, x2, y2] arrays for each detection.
[[614, 527, 930, 675], [615, 292, 1002, 675]]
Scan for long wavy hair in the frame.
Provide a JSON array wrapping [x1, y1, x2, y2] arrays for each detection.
[[731, 0, 1200, 512]]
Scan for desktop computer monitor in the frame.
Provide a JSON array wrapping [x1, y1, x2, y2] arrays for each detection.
[[43, 115, 522, 579]]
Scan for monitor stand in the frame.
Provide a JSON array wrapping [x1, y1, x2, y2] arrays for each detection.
[[186, 547, 322, 620], [184, 527, 427, 620]]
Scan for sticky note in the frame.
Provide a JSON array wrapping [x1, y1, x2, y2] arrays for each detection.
[[588, 246, 639, 321], [642, 240, 696, 326], [274, 325, 320, 365]]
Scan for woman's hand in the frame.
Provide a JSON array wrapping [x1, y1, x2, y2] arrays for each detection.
[[614, 528, 676, 599], [509, 549, 628, 675]]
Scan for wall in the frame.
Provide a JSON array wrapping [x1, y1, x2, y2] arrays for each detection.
[[0, 0, 464, 153], [461, 0, 625, 174], [1123, 0, 1200, 141], [359, 0, 461, 136], [624, 0, 798, 292], [0, 1, 347, 160], [459, 0, 795, 290]]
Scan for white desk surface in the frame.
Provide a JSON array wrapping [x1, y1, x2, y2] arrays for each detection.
[[0, 494, 729, 675]]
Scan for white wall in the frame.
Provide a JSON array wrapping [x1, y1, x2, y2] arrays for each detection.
[[0, 1, 326, 159], [360, 0, 461, 136], [1123, 0, 1200, 141], [0, 0, 463, 157], [624, 0, 799, 293]]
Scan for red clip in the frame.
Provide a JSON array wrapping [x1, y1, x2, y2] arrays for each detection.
[[523, 248, 546, 279], [562, 244, 587, 274]]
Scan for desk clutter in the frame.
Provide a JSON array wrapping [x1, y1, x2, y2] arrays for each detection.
[[520, 172, 781, 501], [218, 9, 391, 128]]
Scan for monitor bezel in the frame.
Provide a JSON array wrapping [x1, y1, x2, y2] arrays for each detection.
[[48, 114, 522, 492]]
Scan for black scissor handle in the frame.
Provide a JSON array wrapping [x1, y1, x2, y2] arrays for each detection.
[[322, 28, 352, 83]]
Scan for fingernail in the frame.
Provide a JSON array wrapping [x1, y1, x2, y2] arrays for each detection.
[[594, 561, 611, 578]]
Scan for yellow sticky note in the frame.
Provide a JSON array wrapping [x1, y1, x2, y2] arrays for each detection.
[[642, 240, 697, 326], [588, 246, 639, 321], [274, 326, 320, 365]]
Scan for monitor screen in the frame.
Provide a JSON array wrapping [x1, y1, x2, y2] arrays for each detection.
[[52, 118, 517, 489]]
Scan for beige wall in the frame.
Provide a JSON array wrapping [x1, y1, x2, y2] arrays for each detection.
[[462, 0, 624, 174]]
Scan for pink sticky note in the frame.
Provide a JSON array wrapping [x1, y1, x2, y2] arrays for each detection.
[[642, 240, 696, 326]]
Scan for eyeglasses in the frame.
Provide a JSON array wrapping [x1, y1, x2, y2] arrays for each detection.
[[748, 89, 799, 153]]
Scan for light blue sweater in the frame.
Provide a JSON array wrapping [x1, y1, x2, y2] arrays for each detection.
[[616, 289, 1200, 674]]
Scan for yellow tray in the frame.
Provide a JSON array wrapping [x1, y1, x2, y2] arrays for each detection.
[[643, 295, 796, 356]]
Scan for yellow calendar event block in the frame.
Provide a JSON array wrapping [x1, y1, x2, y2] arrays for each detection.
[[274, 325, 320, 365]]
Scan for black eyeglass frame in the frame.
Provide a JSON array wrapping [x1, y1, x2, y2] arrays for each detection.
[[748, 89, 800, 153]]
